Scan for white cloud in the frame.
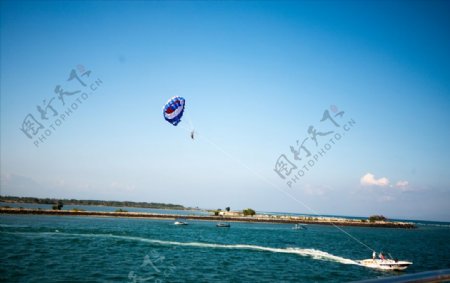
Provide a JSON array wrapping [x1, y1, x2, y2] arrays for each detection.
[[360, 173, 390, 187], [396, 180, 409, 188]]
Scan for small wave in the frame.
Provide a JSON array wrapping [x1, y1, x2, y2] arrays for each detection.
[[0, 224, 29, 228], [2, 231, 359, 266], [416, 223, 450, 228]]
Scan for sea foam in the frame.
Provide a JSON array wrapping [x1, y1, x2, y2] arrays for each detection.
[[3, 231, 360, 266]]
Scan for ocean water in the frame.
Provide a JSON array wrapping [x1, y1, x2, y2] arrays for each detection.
[[0, 214, 449, 282]]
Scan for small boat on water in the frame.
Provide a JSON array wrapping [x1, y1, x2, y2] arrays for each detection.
[[359, 252, 412, 271], [174, 218, 188, 225], [359, 259, 412, 271], [292, 224, 307, 230], [216, 222, 230, 228]]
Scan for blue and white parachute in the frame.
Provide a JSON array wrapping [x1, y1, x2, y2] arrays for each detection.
[[163, 96, 185, 126]]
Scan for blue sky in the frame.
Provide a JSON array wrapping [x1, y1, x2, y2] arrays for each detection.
[[1, 1, 449, 221]]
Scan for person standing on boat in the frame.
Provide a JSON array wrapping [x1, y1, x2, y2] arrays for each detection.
[[379, 252, 385, 261], [372, 251, 376, 261]]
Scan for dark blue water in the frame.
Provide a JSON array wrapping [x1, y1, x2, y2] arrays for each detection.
[[1, 214, 449, 282]]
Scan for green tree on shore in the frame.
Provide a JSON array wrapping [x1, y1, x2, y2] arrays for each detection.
[[243, 208, 256, 216], [52, 201, 63, 210], [214, 208, 222, 216], [368, 215, 387, 222]]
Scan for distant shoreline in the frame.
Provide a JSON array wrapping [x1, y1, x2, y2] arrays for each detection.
[[0, 196, 189, 210], [0, 208, 416, 229]]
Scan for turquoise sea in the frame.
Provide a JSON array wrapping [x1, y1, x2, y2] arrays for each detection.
[[1, 213, 449, 282]]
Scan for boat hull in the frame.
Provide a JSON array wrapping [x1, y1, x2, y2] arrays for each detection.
[[359, 259, 412, 271], [216, 223, 230, 228]]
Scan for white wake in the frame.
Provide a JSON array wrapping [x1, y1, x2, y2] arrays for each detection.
[[3, 231, 360, 266]]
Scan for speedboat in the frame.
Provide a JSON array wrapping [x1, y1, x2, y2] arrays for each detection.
[[174, 218, 188, 225], [216, 222, 230, 228], [292, 224, 307, 230], [359, 259, 413, 271]]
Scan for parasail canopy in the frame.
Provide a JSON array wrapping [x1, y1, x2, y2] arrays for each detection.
[[163, 96, 185, 126]]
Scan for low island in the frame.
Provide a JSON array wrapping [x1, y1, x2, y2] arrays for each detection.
[[0, 196, 416, 228]]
